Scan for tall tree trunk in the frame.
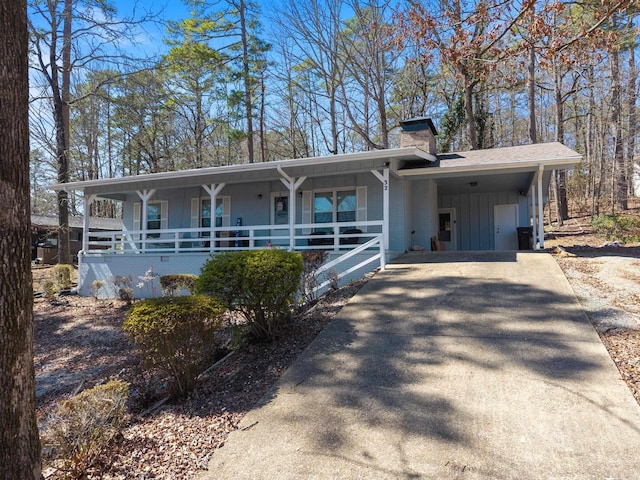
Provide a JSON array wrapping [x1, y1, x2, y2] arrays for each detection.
[[239, 0, 254, 163], [0, 1, 42, 477], [56, 0, 72, 264], [553, 57, 568, 223], [627, 35, 637, 197], [528, 44, 537, 144], [610, 27, 627, 211], [464, 73, 478, 149]]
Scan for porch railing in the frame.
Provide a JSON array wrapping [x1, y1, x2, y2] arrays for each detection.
[[84, 220, 383, 255]]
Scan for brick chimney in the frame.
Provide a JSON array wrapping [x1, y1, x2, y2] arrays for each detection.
[[400, 117, 438, 155]]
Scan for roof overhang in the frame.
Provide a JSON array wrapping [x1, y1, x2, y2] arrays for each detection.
[[48, 147, 437, 197]]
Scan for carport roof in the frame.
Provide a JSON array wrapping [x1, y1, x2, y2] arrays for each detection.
[[398, 142, 581, 177]]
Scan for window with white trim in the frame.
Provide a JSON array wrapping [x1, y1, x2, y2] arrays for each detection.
[[313, 188, 357, 232], [134, 201, 168, 238]]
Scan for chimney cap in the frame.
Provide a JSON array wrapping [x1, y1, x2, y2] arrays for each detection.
[[400, 117, 438, 136]]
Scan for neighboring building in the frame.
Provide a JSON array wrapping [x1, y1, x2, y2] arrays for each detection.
[[48, 118, 581, 297], [31, 214, 123, 264]]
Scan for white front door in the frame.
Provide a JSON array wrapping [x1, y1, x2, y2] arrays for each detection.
[[437, 208, 456, 250], [494, 204, 519, 250]]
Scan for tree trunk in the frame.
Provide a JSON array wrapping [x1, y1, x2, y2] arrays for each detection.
[[239, 0, 254, 163], [610, 30, 627, 211], [626, 35, 637, 198], [56, 0, 72, 264], [553, 57, 568, 222], [464, 73, 478, 149], [528, 43, 537, 144], [0, 1, 42, 477]]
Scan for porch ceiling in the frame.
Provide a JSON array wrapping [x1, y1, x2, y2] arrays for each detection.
[[433, 171, 534, 195]]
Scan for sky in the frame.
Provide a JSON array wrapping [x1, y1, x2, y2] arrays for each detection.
[[111, 0, 284, 56]]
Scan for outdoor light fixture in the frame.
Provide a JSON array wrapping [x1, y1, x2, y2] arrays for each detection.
[[469, 181, 478, 187], [257, 194, 263, 200]]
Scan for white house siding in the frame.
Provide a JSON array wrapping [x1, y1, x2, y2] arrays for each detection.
[[438, 191, 530, 250]]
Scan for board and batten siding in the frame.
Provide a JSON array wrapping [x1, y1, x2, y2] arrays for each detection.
[[407, 178, 439, 251], [439, 191, 530, 250]]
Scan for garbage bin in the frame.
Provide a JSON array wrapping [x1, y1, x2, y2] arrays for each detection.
[[517, 227, 533, 250]]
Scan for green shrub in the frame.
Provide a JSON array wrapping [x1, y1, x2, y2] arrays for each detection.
[[592, 214, 640, 242], [53, 264, 74, 290], [40, 380, 129, 479], [160, 274, 198, 296], [195, 249, 303, 342], [123, 295, 226, 396]]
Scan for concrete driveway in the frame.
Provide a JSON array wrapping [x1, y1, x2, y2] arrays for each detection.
[[203, 252, 640, 479]]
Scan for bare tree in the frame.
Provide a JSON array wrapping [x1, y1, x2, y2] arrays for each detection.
[[0, 1, 42, 477], [29, 0, 157, 263]]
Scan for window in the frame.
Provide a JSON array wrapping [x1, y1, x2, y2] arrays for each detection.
[[147, 202, 163, 238], [314, 189, 357, 233], [201, 198, 225, 229], [191, 196, 230, 234], [133, 201, 167, 238]]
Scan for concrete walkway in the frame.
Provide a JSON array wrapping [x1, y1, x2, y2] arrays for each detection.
[[203, 252, 640, 479]]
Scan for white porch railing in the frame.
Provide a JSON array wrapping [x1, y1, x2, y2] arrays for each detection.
[[84, 220, 384, 255]]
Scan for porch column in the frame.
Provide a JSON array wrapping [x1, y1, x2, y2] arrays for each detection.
[[370, 167, 390, 251], [136, 189, 156, 253], [531, 182, 538, 250], [82, 194, 97, 252], [537, 165, 544, 249], [203, 183, 225, 252], [278, 165, 306, 251]]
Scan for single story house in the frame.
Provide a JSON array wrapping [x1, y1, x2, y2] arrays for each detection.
[[31, 214, 123, 264], [49, 118, 581, 297]]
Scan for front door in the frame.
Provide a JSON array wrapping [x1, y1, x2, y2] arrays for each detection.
[[437, 208, 456, 251], [494, 204, 519, 250]]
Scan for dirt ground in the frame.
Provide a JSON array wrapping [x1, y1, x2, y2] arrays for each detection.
[[34, 215, 640, 478]]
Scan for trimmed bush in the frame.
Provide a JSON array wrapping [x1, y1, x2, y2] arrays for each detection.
[[40, 380, 129, 479], [123, 295, 226, 396], [195, 249, 303, 341], [160, 274, 198, 296], [53, 264, 74, 290], [592, 214, 640, 242]]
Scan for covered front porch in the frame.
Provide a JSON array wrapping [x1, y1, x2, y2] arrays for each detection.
[[56, 148, 436, 297]]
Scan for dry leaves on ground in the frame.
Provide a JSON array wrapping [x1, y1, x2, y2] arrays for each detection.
[[35, 278, 369, 479]]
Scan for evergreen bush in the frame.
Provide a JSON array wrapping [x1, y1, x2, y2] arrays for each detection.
[[53, 264, 74, 290], [159, 273, 198, 296], [592, 214, 640, 242], [195, 249, 303, 341], [123, 295, 226, 395]]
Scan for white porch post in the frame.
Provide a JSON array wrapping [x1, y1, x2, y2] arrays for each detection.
[[278, 165, 306, 251], [82, 194, 96, 252], [203, 183, 225, 252], [136, 189, 156, 253], [531, 182, 538, 250], [371, 168, 390, 252], [537, 165, 544, 249]]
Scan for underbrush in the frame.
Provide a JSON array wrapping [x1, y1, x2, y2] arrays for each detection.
[[592, 214, 640, 243]]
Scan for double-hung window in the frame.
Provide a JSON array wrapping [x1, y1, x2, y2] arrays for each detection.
[[133, 201, 168, 239], [313, 189, 357, 233], [191, 196, 230, 236]]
